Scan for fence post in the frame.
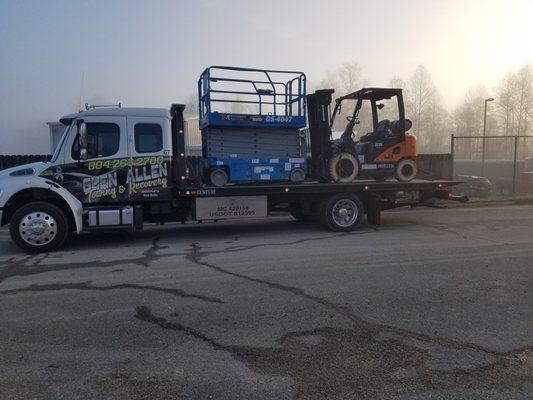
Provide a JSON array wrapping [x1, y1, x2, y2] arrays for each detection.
[[481, 134, 486, 176], [450, 134, 455, 179], [512, 135, 518, 196]]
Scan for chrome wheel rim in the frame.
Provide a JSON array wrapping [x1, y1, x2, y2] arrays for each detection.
[[332, 199, 358, 227], [19, 211, 57, 246]]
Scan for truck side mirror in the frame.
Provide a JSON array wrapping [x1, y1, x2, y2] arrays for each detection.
[[77, 121, 88, 161], [79, 148, 88, 161]]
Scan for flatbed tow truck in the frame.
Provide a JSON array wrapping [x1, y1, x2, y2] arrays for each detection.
[[0, 66, 465, 253]]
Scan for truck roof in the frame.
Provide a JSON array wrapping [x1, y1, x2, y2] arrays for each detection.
[[60, 107, 170, 125]]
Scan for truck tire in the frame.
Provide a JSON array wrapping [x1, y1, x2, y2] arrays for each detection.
[[395, 158, 417, 182], [318, 193, 364, 232], [329, 152, 359, 182], [9, 202, 69, 253]]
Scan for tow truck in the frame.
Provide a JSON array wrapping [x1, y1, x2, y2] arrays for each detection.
[[0, 66, 465, 253]]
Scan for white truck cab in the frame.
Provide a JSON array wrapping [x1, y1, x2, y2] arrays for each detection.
[[0, 106, 176, 252]]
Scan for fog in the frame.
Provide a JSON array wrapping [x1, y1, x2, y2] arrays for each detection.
[[0, 0, 531, 154]]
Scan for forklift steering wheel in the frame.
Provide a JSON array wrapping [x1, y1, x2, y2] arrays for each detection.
[[346, 116, 360, 124]]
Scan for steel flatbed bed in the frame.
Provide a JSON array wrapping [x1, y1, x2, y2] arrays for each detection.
[[176, 179, 464, 229], [179, 179, 461, 197]]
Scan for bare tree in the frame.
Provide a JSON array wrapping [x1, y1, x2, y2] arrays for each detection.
[[407, 65, 434, 139], [496, 71, 516, 136], [496, 64, 532, 137], [315, 61, 372, 135], [514, 64, 532, 136], [454, 86, 492, 136], [389, 77, 407, 90], [338, 62, 364, 94], [403, 65, 449, 153]]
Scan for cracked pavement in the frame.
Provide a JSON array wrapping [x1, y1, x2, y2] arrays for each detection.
[[0, 205, 532, 399]]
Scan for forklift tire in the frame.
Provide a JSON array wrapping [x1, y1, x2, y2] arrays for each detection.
[[318, 193, 364, 232], [329, 152, 359, 183], [10, 202, 69, 253], [395, 158, 418, 182]]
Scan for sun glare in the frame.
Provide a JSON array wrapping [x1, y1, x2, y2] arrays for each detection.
[[435, 0, 532, 103]]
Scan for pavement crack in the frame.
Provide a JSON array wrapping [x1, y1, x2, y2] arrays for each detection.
[[135, 306, 533, 399], [0, 281, 224, 304], [0, 229, 376, 285], [135, 305, 227, 350], [185, 242, 508, 358], [220, 229, 375, 254], [137, 237, 170, 267], [0, 244, 186, 285]]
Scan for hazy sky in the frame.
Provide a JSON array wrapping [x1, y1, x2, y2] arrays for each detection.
[[1, 0, 531, 153]]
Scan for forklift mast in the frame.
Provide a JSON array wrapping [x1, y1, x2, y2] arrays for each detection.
[[306, 89, 335, 180]]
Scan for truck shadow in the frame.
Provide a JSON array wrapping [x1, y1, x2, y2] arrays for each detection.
[[62, 217, 345, 252]]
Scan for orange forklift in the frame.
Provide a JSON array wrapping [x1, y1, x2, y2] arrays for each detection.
[[307, 87, 418, 182]]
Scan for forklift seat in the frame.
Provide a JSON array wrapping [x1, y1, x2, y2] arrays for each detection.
[[360, 119, 390, 142], [390, 119, 413, 134]]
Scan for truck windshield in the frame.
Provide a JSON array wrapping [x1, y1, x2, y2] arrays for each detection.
[[50, 124, 71, 163]]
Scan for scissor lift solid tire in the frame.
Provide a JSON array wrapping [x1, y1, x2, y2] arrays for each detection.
[[209, 168, 229, 187]]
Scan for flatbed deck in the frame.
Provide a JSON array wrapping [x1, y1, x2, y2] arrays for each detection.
[[180, 179, 460, 197]]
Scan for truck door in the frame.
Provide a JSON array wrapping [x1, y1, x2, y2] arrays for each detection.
[[125, 116, 172, 200], [54, 116, 130, 203]]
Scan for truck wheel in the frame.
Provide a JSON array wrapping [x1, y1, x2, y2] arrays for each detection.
[[319, 194, 364, 231], [9, 202, 69, 253], [329, 152, 359, 182], [395, 158, 417, 182]]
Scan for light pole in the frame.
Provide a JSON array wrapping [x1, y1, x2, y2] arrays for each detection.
[[481, 97, 494, 176]]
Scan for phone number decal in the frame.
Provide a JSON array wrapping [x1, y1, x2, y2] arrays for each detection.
[[87, 156, 165, 170]]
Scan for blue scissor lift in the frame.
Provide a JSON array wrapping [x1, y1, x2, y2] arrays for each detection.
[[198, 66, 307, 186]]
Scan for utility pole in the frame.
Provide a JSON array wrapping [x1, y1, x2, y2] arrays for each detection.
[[481, 97, 494, 176]]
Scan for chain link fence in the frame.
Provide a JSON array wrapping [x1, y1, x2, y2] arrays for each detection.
[[451, 135, 533, 197]]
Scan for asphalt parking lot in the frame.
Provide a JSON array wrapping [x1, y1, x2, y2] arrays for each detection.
[[0, 204, 532, 400]]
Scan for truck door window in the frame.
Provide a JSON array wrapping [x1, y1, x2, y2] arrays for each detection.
[[134, 123, 163, 153], [71, 123, 120, 159]]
